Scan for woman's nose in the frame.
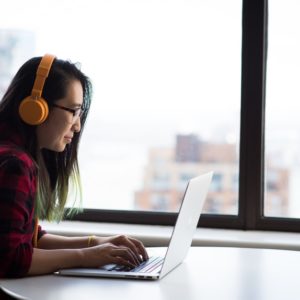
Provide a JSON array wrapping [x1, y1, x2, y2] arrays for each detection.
[[72, 117, 81, 132]]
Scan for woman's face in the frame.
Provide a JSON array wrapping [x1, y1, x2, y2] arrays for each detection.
[[36, 80, 84, 152]]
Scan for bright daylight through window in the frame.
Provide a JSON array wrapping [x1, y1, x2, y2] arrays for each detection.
[[0, 0, 242, 215], [265, 0, 300, 218]]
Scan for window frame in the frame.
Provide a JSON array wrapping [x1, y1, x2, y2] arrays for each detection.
[[66, 0, 300, 232]]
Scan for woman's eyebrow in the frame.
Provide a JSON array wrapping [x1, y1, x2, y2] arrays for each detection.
[[70, 103, 83, 108]]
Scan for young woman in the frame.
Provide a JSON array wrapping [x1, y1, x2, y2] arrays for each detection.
[[0, 54, 148, 278]]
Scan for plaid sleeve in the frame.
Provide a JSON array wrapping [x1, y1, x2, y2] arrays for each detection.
[[0, 154, 37, 278], [38, 225, 47, 240]]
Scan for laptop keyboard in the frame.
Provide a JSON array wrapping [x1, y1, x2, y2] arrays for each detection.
[[108, 256, 164, 273]]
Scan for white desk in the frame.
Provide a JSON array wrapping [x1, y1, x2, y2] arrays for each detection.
[[1, 247, 300, 300]]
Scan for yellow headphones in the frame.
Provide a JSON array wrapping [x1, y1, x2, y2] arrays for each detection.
[[19, 54, 56, 125]]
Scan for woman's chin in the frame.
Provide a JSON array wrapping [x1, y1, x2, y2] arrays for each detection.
[[43, 144, 67, 152]]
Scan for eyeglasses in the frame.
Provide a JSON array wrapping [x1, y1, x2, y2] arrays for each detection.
[[52, 104, 85, 123]]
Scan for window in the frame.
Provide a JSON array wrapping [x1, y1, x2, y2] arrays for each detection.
[[77, 1, 242, 215], [210, 173, 223, 192], [150, 194, 170, 212], [0, 0, 242, 216], [2, 0, 300, 231], [265, 0, 300, 218]]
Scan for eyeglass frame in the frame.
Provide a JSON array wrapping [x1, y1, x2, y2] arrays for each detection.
[[52, 103, 85, 122]]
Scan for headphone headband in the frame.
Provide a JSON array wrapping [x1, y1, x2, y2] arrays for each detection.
[[31, 54, 56, 99]]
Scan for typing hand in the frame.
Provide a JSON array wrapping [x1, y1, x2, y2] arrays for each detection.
[[94, 235, 149, 263], [82, 242, 142, 269]]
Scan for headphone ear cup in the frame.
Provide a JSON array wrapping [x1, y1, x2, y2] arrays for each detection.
[[19, 96, 49, 125]]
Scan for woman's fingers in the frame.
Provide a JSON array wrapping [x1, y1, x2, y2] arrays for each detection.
[[121, 239, 143, 263], [110, 246, 140, 266], [113, 235, 149, 262], [110, 256, 136, 268], [129, 238, 149, 261]]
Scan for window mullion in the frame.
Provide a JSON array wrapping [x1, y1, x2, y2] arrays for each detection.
[[239, 0, 267, 230]]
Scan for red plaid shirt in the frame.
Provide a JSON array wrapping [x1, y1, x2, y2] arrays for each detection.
[[0, 123, 46, 278]]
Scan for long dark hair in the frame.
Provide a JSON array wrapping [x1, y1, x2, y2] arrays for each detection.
[[0, 56, 92, 220]]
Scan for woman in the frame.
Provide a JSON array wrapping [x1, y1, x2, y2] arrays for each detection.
[[0, 54, 148, 278]]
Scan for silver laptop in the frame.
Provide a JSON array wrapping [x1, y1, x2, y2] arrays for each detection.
[[57, 171, 213, 280]]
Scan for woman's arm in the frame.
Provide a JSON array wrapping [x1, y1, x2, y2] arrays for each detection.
[[37, 233, 96, 249], [27, 248, 83, 275], [28, 241, 143, 276], [38, 234, 148, 261]]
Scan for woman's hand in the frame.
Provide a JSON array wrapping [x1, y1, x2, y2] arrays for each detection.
[[90, 235, 149, 264], [81, 240, 147, 269]]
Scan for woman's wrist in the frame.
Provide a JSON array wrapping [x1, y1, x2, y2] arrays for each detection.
[[76, 248, 86, 268], [87, 235, 96, 247]]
